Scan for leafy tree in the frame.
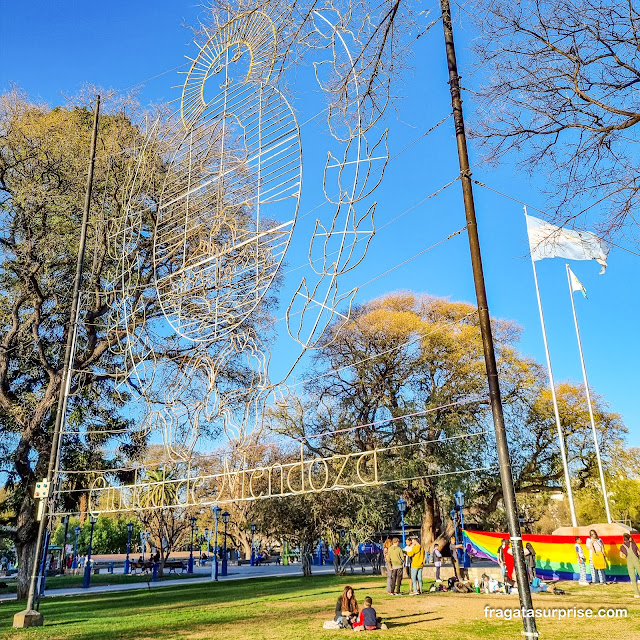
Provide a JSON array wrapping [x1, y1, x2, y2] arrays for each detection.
[[0, 90, 161, 598], [269, 292, 626, 547], [0, 89, 276, 598], [474, 381, 626, 526], [133, 449, 199, 576], [51, 515, 141, 555]]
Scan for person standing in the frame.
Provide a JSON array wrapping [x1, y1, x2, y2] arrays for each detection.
[[450, 536, 463, 580], [525, 542, 537, 582], [620, 533, 640, 598], [433, 543, 443, 582], [574, 536, 589, 585], [382, 538, 393, 594], [587, 529, 607, 584], [405, 537, 425, 595], [497, 539, 508, 582], [387, 538, 405, 595]]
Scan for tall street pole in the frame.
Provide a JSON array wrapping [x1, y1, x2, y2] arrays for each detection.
[[526, 220, 578, 528], [14, 95, 100, 629], [566, 264, 612, 523], [438, 5, 539, 638]]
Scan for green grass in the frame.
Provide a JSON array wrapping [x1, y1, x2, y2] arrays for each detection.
[[0, 571, 198, 595], [1, 574, 638, 640]]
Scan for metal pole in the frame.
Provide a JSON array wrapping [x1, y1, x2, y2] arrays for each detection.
[[438, 5, 538, 638], [526, 218, 578, 528], [124, 526, 132, 575], [61, 517, 70, 574], [15, 95, 100, 626], [213, 518, 219, 581], [222, 524, 228, 577], [72, 528, 79, 570], [82, 521, 96, 589], [188, 525, 194, 574], [566, 264, 612, 523]]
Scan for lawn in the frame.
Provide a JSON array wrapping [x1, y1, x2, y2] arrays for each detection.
[[1, 574, 638, 640], [0, 571, 197, 595]]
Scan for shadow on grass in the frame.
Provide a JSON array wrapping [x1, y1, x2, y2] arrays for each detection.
[[1, 574, 384, 640]]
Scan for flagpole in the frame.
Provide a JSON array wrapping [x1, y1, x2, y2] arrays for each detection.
[[525, 206, 578, 527], [566, 264, 612, 523]]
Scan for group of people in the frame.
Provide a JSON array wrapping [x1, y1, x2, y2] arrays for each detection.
[[574, 529, 640, 596], [496, 539, 537, 583], [334, 586, 387, 630], [382, 536, 426, 596]]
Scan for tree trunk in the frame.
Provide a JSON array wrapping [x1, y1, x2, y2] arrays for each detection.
[[420, 485, 454, 550], [15, 539, 37, 601], [239, 534, 251, 560], [15, 493, 39, 601], [301, 543, 312, 576]]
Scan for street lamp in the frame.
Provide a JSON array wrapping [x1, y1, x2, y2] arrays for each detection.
[[454, 490, 469, 569], [212, 505, 222, 581], [250, 523, 257, 566], [139, 531, 150, 562], [221, 511, 230, 577], [82, 516, 98, 589], [61, 516, 70, 574], [397, 498, 407, 547], [71, 525, 80, 570], [188, 516, 197, 573], [124, 522, 134, 574]]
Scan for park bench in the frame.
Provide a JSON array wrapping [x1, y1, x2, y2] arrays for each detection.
[[238, 555, 281, 566], [130, 561, 152, 574], [165, 560, 187, 574]]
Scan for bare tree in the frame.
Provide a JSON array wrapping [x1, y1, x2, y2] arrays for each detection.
[[470, 0, 640, 242]]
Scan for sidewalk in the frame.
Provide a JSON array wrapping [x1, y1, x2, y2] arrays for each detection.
[[0, 563, 339, 603]]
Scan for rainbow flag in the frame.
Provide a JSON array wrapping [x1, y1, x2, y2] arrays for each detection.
[[463, 529, 637, 582]]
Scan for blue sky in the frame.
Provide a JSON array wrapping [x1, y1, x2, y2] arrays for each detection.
[[1, 0, 638, 449]]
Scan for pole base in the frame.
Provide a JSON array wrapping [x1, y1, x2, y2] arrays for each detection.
[[13, 609, 44, 628]]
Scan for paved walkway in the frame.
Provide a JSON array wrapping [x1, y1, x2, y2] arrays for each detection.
[[0, 563, 339, 603]]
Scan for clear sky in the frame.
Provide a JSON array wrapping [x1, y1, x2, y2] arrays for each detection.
[[1, 0, 638, 449]]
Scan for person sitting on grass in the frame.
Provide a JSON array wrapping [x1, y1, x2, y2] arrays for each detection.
[[335, 585, 360, 628], [352, 596, 387, 631]]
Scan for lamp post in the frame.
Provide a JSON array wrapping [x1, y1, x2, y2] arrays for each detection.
[[61, 516, 70, 574], [71, 526, 80, 570], [82, 516, 97, 589], [188, 516, 197, 573], [454, 490, 469, 570], [397, 498, 407, 547], [222, 511, 230, 577], [250, 523, 256, 566], [124, 522, 134, 574], [140, 531, 150, 562], [212, 505, 222, 581], [203, 527, 211, 569]]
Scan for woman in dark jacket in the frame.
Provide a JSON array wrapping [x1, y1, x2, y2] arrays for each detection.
[[525, 543, 537, 581], [335, 585, 359, 628]]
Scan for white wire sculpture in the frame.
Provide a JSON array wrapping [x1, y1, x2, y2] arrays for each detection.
[[71, 3, 391, 512]]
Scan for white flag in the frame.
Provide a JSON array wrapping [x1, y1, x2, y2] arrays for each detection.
[[568, 267, 587, 298], [525, 214, 609, 274]]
